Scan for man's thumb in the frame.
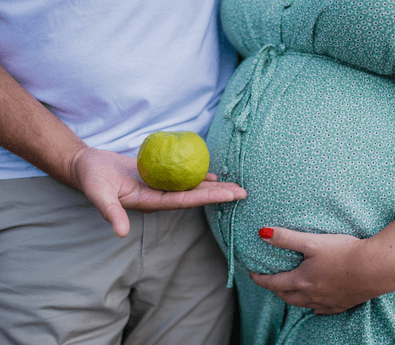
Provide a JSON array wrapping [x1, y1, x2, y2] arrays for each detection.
[[103, 202, 130, 238], [85, 188, 131, 238]]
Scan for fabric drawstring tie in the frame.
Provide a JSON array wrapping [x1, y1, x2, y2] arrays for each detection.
[[223, 43, 286, 288]]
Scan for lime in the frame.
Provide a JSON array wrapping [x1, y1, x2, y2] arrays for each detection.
[[137, 131, 210, 191]]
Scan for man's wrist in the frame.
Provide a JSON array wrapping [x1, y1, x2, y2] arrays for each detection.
[[68, 145, 92, 191]]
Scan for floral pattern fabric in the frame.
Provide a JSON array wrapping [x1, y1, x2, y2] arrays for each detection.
[[205, 0, 395, 343]]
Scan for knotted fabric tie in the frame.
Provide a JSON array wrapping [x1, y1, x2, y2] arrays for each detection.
[[223, 43, 286, 288]]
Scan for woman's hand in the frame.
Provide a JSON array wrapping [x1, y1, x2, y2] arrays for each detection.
[[250, 227, 395, 315]]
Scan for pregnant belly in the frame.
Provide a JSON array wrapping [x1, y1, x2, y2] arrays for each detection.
[[205, 52, 395, 276]]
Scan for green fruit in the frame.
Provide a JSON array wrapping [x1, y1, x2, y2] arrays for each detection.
[[137, 131, 210, 191]]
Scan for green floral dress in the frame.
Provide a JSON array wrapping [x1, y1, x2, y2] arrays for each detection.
[[205, 0, 395, 344]]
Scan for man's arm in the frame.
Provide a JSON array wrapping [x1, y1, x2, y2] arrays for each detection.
[[0, 65, 247, 237], [0, 64, 88, 188]]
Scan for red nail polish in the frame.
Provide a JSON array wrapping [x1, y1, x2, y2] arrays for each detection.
[[259, 227, 274, 239]]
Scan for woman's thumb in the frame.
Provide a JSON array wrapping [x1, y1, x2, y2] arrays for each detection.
[[259, 227, 313, 254]]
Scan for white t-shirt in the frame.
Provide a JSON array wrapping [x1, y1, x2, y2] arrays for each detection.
[[0, 0, 236, 179]]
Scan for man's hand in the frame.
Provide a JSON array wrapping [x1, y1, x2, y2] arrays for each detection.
[[0, 64, 247, 238], [70, 148, 247, 237], [250, 227, 395, 315]]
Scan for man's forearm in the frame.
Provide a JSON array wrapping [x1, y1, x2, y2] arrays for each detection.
[[0, 65, 88, 188]]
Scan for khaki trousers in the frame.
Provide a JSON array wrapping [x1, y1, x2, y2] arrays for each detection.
[[0, 177, 232, 345]]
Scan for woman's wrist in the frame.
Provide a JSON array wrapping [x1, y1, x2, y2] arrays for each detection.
[[357, 224, 395, 297]]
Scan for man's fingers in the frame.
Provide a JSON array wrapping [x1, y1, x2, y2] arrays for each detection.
[[204, 173, 218, 181], [195, 181, 248, 200], [177, 183, 247, 204], [128, 181, 247, 211], [165, 185, 246, 207]]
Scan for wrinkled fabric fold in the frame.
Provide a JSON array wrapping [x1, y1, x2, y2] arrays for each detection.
[[223, 44, 286, 287]]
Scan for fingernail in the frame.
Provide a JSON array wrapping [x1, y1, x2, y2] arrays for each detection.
[[259, 227, 274, 239]]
